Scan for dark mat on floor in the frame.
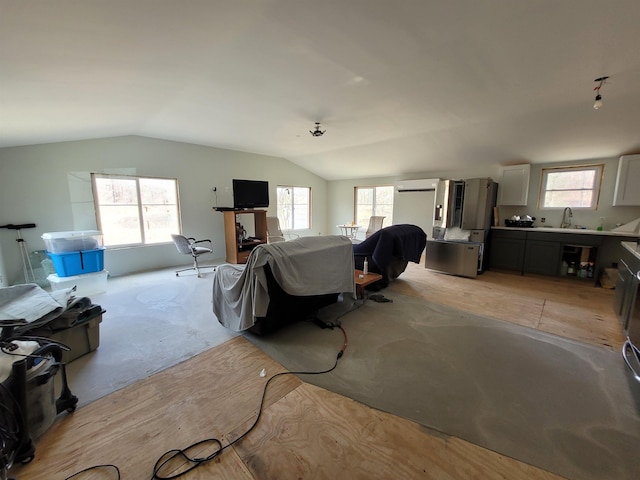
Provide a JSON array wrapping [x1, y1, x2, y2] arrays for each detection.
[[245, 293, 640, 480]]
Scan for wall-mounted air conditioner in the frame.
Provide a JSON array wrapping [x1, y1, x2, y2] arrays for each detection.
[[395, 178, 440, 192]]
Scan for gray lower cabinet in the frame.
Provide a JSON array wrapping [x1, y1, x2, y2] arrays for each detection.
[[489, 230, 526, 272], [490, 229, 604, 281], [523, 239, 561, 275]]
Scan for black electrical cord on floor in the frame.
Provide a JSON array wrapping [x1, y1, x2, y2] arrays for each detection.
[[64, 464, 120, 479], [149, 325, 348, 480]]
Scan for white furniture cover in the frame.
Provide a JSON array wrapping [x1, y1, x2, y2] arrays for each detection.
[[212, 236, 355, 331]]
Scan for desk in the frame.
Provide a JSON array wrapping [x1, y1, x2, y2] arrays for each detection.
[[337, 224, 361, 239], [354, 269, 383, 299], [222, 209, 267, 264]]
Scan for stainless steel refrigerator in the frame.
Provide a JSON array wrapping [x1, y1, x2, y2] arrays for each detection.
[[426, 178, 498, 278]]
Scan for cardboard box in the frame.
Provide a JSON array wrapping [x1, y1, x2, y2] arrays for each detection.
[[48, 248, 105, 277], [49, 314, 102, 363]]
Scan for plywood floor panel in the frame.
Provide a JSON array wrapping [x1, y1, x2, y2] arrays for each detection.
[[232, 382, 565, 480], [393, 261, 621, 350], [13, 337, 297, 480], [391, 265, 546, 328], [13, 337, 568, 480], [537, 300, 624, 348]]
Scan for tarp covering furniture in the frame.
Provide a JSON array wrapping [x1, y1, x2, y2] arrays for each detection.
[[212, 236, 355, 332], [352, 224, 427, 287], [0, 284, 71, 329], [0, 283, 104, 360]]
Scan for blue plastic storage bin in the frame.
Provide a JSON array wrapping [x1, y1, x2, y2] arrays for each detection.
[[48, 248, 105, 277]]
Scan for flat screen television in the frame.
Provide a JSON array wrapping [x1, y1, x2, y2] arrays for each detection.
[[232, 179, 269, 209]]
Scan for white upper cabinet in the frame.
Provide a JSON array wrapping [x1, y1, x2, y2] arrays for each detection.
[[497, 164, 530, 206], [613, 155, 640, 206]]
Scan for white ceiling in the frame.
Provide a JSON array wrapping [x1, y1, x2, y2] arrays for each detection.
[[2, 0, 640, 180]]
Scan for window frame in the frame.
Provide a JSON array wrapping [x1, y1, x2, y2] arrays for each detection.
[[91, 173, 181, 248], [538, 164, 604, 210], [276, 185, 311, 231], [354, 185, 394, 227]]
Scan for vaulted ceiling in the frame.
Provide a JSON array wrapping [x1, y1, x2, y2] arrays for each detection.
[[2, 1, 640, 180]]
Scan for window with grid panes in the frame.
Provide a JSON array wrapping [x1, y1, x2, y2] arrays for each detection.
[[355, 185, 394, 228], [276, 186, 311, 230], [539, 164, 603, 209], [92, 173, 180, 247]]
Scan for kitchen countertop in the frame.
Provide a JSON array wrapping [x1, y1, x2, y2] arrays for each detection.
[[622, 241, 640, 261], [493, 226, 640, 238]]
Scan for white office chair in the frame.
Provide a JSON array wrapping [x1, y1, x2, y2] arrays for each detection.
[[171, 234, 215, 277], [266, 217, 299, 243]]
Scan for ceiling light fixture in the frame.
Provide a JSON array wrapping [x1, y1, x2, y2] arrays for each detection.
[[593, 76, 609, 110], [310, 122, 326, 137]]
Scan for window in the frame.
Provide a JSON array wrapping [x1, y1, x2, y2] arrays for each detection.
[[539, 164, 603, 209], [92, 174, 181, 247], [276, 186, 310, 230], [355, 185, 394, 228]]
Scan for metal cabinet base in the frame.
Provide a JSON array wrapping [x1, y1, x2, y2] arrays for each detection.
[[622, 340, 640, 382], [616, 258, 640, 383], [425, 240, 481, 278]]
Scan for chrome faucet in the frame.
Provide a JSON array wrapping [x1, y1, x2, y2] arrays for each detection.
[[561, 207, 573, 228]]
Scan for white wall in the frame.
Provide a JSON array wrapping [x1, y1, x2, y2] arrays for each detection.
[[326, 158, 640, 239], [0, 136, 328, 283], [327, 165, 501, 240], [497, 157, 640, 230], [393, 190, 434, 236], [328, 176, 436, 241]]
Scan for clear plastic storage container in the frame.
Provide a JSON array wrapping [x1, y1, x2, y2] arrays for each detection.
[[47, 269, 108, 295], [42, 230, 103, 253]]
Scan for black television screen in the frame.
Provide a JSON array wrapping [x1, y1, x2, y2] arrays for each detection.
[[232, 179, 269, 209]]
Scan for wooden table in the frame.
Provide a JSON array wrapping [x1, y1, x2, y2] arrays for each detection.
[[354, 269, 383, 299]]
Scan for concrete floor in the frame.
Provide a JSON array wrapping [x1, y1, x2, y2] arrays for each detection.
[[63, 266, 237, 406]]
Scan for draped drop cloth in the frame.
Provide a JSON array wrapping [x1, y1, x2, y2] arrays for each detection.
[[352, 224, 427, 287], [212, 236, 355, 332], [0, 283, 76, 327]]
